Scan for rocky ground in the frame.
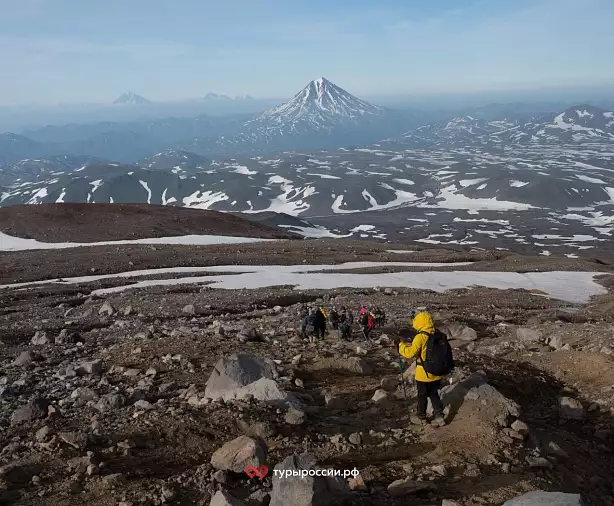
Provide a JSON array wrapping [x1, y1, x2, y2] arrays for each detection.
[[1, 246, 614, 505]]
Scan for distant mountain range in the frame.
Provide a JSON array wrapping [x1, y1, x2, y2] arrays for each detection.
[[0, 78, 417, 163], [385, 104, 614, 148]]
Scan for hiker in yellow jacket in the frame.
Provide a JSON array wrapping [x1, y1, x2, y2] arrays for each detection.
[[398, 312, 446, 427]]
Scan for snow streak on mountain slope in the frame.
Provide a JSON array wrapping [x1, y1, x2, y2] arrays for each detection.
[[253, 77, 386, 131]]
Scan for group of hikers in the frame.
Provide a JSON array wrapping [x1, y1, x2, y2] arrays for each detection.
[[299, 304, 453, 427], [299, 304, 386, 341]]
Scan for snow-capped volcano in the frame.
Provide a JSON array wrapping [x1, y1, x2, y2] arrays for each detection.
[[254, 77, 386, 130], [113, 92, 152, 105]]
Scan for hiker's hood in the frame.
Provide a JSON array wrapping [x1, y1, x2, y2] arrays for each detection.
[[412, 312, 435, 334]]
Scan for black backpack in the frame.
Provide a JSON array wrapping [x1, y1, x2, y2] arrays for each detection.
[[417, 329, 454, 377]]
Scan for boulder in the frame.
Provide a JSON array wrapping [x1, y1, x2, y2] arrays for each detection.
[[204, 354, 278, 400], [440, 322, 478, 342], [211, 436, 267, 473], [517, 328, 543, 343], [427, 373, 519, 419], [209, 490, 247, 506], [559, 397, 586, 421], [269, 453, 349, 506], [231, 378, 302, 408], [502, 491, 583, 505]]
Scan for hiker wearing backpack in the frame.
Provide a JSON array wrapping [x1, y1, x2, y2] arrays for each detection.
[[396, 311, 454, 427], [313, 307, 327, 339]]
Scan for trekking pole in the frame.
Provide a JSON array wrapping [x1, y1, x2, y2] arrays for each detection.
[[398, 356, 408, 409]]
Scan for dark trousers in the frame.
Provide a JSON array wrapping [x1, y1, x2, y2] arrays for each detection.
[[314, 323, 326, 338], [417, 380, 444, 419]]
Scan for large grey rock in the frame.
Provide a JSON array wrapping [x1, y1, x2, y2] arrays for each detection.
[[270, 453, 349, 506], [210, 436, 267, 473], [440, 322, 478, 342], [502, 491, 583, 505], [427, 373, 519, 419], [517, 328, 543, 343], [232, 378, 301, 408], [204, 354, 278, 400], [559, 397, 586, 421], [209, 490, 247, 506]]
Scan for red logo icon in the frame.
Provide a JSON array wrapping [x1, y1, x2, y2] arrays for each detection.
[[245, 464, 269, 479]]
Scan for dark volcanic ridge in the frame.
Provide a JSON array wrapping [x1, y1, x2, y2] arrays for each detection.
[[0, 203, 297, 243]]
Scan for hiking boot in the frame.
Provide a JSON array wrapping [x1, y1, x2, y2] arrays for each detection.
[[410, 415, 427, 426], [431, 417, 446, 428]]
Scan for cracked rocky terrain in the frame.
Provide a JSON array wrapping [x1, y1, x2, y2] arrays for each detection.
[[1, 242, 614, 506]]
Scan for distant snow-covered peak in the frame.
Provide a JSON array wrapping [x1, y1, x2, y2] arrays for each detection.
[[113, 92, 152, 105], [255, 77, 385, 127]]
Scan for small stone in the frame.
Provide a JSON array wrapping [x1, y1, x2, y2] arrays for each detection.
[[526, 456, 553, 469], [348, 432, 362, 445], [99, 301, 116, 317], [55, 329, 81, 344], [431, 465, 447, 476], [11, 397, 49, 424], [348, 474, 367, 491], [510, 420, 530, 437], [31, 331, 50, 345], [80, 359, 103, 375], [59, 431, 87, 450], [387, 477, 435, 497], [442, 501, 462, 506], [549, 334, 564, 350], [371, 389, 388, 403], [294, 378, 304, 388], [95, 393, 126, 413], [35, 426, 52, 442], [516, 327, 543, 343], [284, 408, 306, 425], [380, 377, 398, 390], [13, 351, 37, 368], [182, 304, 195, 315], [134, 400, 153, 411], [210, 436, 267, 473], [559, 397, 586, 421], [101, 473, 125, 490]]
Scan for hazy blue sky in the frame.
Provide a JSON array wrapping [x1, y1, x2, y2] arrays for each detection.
[[1, 0, 613, 105]]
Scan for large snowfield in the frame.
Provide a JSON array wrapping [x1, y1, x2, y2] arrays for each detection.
[[0, 261, 606, 304], [0, 231, 277, 251]]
